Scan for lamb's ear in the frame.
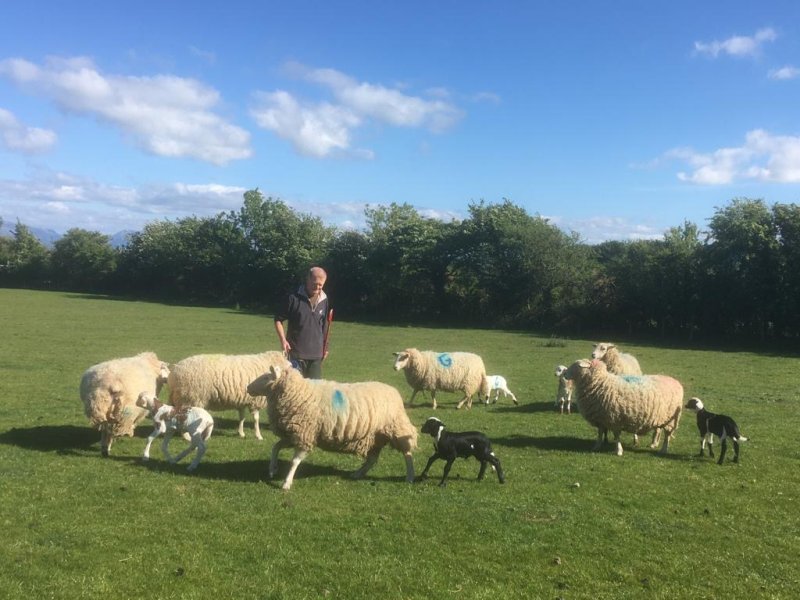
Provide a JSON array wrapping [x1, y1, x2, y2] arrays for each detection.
[[270, 365, 282, 379]]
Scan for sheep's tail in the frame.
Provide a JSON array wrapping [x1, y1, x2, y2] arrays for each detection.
[[734, 435, 748, 443]]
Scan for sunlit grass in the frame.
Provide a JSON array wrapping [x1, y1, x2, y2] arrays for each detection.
[[1, 289, 798, 598]]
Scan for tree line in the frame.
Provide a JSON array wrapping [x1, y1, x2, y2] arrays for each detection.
[[2, 190, 799, 342]]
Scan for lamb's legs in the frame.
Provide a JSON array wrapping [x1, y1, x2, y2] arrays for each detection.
[[416, 454, 440, 481], [717, 438, 728, 465], [142, 428, 160, 460], [160, 430, 176, 463], [439, 458, 456, 486], [706, 435, 715, 458], [269, 438, 291, 479], [732, 440, 740, 463], [282, 449, 308, 490]]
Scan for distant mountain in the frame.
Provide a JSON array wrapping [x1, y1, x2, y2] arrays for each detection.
[[0, 222, 137, 249]]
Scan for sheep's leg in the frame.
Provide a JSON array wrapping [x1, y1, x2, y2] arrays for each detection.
[[508, 390, 518, 405], [732, 440, 740, 463], [142, 427, 160, 460], [352, 447, 382, 479], [613, 431, 624, 456], [477, 460, 488, 480], [657, 429, 672, 455], [717, 437, 728, 465], [403, 451, 415, 483], [416, 454, 440, 481], [592, 429, 604, 451], [456, 393, 471, 410], [706, 434, 715, 458], [489, 454, 505, 483], [698, 436, 706, 457], [438, 459, 456, 487], [282, 449, 308, 490], [270, 438, 291, 478], [237, 407, 247, 438], [250, 408, 263, 441], [172, 435, 200, 466], [100, 426, 113, 457], [161, 430, 177, 463], [431, 391, 438, 410], [632, 434, 639, 447], [408, 389, 420, 407]]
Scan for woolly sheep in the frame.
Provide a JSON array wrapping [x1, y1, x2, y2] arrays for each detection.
[[563, 359, 683, 456], [80, 351, 170, 457], [168, 351, 288, 440], [591, 342, 642, 376], [392, 348, 486, 410], [554, 365, 574, 414], [480, 374, 518, 405], [136, 392, 214, 472], [247, 365, 417, 490]]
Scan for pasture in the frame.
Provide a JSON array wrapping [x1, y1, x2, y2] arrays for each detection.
[[1, 288, 798, 599]]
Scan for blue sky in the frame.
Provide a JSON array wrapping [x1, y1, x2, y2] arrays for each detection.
[[1, 1, 799, 243]]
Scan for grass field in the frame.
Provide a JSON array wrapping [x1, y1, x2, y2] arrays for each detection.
[[1, 288, 798, 599]]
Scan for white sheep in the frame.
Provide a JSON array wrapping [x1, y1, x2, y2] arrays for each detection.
[[392, 348, 486, 410], [563, 358, 683, 456], [554, 365, 574, 414], [136, 392, 214, 472], [167, 351, 288, 440], [480, 374, 518, 405], [247, 365, 417, 490], [80, 351, 170, 457]]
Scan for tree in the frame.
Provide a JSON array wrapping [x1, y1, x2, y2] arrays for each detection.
[[50, 229, 117, 292], [4, 222, 50, 287]]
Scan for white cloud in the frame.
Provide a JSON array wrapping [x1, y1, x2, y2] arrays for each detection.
[[549, 215, 665, 244], [664, 129, 800, 184], [768, 65, 800, 80], [0, 107, 57, 153], [694, 27, 777, 58], [251, 63, 464, 158], [0, 56, 251, 165]]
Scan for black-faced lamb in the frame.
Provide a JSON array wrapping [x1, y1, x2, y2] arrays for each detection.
[[416, 417, 505, 486], [480, 374, 518, 405], [80, 351, 170, 456], [685, 397, 748, 464], [247, 365, 417, 490], [563, 359, 683, 456], [392, 348, 486, 409], [168, 351, 288, 440], [136, 392, 214, 472], [554, 365, 574, 414]]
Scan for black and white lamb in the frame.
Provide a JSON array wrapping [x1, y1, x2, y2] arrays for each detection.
[[685, 397, 748, 464]]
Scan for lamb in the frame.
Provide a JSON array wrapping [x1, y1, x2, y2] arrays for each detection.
[[136, 392, 214, 472], [167, 351, 288, 440], [417, 417, 505, 486], [554, 365, 574, 414], [563, 358, 683, 456], [685, 397, 748, 464], [247, 365, 417, 490], [80, 351, 170, 457], [392, 348, 486, 410], [480, 374, 518, 405]]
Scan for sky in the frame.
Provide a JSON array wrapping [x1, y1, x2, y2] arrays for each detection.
[[1, 1, 799, 244]]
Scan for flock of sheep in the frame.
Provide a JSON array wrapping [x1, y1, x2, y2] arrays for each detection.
[[78, 341, 731, 489]]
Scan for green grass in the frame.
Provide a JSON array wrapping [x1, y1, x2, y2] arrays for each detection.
[[1, 288, 798, 599]]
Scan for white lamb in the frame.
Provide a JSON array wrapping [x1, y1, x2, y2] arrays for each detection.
[[554, 365, 574, 414], [392, 348, 486, 410], [80, 351, 170, 457], [247, 365, 418, 490], [168, 351, 288, 440], [563, 358, 683, 456], [480, 374, 518, 405], [136, 392, 214, 472]]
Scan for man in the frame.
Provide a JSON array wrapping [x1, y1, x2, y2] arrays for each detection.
[[274, 266, 330, 379]]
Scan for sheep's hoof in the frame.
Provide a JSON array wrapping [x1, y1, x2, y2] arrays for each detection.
[[281, 482, 292, 491]]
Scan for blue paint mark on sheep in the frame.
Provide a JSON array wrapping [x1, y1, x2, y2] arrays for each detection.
[[437, 353, 453, 368], [332, 390, 347, 412], [621, 375, 645, 385]]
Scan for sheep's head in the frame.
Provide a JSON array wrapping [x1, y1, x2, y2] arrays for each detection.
[[555, 365, 567, 378], [591, 342, 615, 360], [563, 359, 595, 381], [392, 350, 412, 371], [479, 375, 490, 399], [136, 392, 157, 410], [685, 397, 705, 411], [247, 365, 284, 397], [421, 416, 445, 437]]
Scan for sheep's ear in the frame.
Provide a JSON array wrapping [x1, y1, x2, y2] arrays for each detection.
[[392, 352, 400, 356], [270, 365, 281, 378]]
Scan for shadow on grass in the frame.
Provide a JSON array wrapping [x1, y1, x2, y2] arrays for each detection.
[[493, 434, 596, 452], [0, 425, 98, 454], [490, 401, 556, 414]]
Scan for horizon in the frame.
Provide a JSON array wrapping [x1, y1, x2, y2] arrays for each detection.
[[2, 2, 799, 245]]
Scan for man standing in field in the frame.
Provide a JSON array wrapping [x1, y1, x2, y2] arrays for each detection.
[[274, 266, 331, 379]]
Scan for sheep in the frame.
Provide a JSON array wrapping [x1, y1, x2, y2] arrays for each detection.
[[136, 392, 214, 472], [392, 348, 486, 410], [563, 358, 683, 456], [685, 397, 748, 464], [417, 417, 505, 486], [80, 351, 170, 457], [247, 365, 417, 490], [167, 351, 288, 440], [480, 375, 518, 405], [554, 365, 574, 414]]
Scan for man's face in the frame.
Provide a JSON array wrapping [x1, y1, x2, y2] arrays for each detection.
[[306, 272, 326, 298]]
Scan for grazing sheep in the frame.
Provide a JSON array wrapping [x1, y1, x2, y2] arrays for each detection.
[[563, 359, 683, 456], [80, 352, 170, 457], [685, 397, 748, 464], [136, 392, 214, 472], [480, 374, 518, 405], [417, 417, 505, 486], [168, 351, 288, 440], [247, 365, 417, 490], [392, 348, 486, 410], [554, 365, 574, 414]]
